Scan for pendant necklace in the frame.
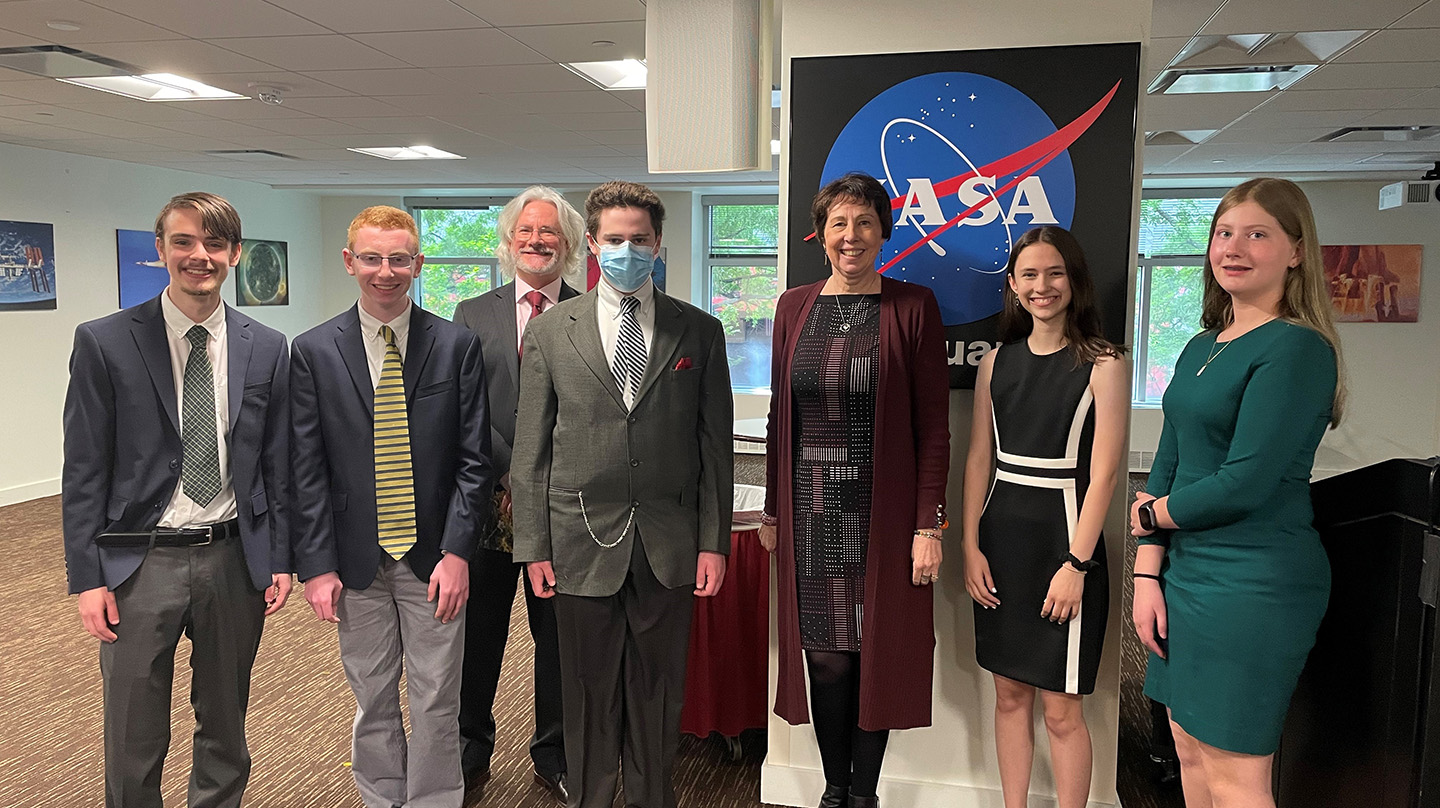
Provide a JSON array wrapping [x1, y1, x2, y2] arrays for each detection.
[[835, 296, 871, 333], [1196, 339, 1229, 376]]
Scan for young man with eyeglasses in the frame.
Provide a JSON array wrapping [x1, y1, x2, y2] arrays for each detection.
[[290, 205, 494, 808], [452, 186, 583, 804]]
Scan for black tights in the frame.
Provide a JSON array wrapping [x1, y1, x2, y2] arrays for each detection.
[[806, 650, 890, 798]]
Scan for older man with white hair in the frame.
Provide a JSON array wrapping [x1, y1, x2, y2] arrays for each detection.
[[452, 185, 584, 804]]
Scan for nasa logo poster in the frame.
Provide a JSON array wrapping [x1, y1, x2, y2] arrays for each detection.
[[789, 43, 1140, 387]]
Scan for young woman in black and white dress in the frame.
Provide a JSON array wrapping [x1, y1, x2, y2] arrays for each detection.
[[961, 226, 1128, 808]]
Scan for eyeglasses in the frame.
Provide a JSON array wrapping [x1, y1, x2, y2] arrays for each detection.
[[514, 226, 561, 242], [353, 252, 419, 269]]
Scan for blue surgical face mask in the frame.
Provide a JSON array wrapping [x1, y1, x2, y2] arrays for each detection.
[[597, 241, 655, 293]]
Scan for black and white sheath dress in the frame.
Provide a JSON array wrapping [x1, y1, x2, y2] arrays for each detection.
[[973, 341, 1109, 695]]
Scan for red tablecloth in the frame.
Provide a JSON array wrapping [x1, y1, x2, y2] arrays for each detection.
[[680, 528, 770, 738]]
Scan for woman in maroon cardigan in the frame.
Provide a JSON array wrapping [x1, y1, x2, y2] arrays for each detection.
[[759, 173, 951, 808]]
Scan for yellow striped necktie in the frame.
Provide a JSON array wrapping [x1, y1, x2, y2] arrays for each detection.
[[374, 325, 417, 559]]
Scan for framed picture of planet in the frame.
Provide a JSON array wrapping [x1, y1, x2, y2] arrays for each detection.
[[236, 238, 288, 306]]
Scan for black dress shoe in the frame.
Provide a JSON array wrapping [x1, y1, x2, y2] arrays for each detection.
[[847, 794, 879, 808], [534, 770, 568, 804], [818, 782, 849, 808]]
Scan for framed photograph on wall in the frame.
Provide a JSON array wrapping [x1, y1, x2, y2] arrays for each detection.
[[1322, 244, 1422, 323], [116, 228, 168, 309], [236, 238, 289, 306], [0, 219, 57, 311]]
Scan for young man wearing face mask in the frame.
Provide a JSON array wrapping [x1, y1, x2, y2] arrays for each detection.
[[510, 180, 734, 808]]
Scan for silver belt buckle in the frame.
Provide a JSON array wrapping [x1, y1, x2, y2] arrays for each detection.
[[193, 525, 214, 546]]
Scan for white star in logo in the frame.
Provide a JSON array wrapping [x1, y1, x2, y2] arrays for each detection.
[[969, 93, 977, 101]]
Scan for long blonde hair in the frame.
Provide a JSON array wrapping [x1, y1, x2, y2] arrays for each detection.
[[1201, 178, 1346, 425]]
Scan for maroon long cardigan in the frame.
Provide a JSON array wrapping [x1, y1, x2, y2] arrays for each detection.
[[765, 275, 951, 730]]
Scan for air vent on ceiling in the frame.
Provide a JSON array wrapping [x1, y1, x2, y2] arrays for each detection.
[[1145, 130, 1216, 146], [1316, 126, 1440, 143], [203, 150, 299, 162], [1148, 31, 1365, 95]]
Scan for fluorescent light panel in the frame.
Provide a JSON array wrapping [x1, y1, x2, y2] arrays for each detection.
[[563, 59, 647, 91], [60, 73, 246, 101], [346, 146, 465, 161], [1159, 65, 1316, 94]]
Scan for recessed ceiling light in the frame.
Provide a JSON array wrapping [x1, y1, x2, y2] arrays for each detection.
[[563, 59, 646, 91], [46, 20, 83, 32], [59, 73, 247, 101], [1211, 159, 1227, 164], [35, 111, 54, 117], [591, 40, 616, 48], [346, 145, 465, 161]]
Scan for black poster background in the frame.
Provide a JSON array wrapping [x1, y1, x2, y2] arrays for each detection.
[[787, 43, 1141, 388]]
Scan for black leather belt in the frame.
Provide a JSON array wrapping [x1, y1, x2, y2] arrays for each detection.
[[96, 518, 240, 548]]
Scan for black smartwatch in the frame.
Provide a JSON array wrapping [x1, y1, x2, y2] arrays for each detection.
[[1061, 551, 1100, 573], [1138, 500, 1158, 532]]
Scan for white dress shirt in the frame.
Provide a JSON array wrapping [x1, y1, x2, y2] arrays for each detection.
[[357, 300, 413, 389], [158, 289, 236, 527], [515, 275, 564, 352], [595, 277, 656, 407]]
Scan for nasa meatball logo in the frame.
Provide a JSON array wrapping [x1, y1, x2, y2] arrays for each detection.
[[821, 72, 1117, 327]]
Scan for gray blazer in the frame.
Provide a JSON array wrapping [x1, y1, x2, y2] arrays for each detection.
[[511, 288, 734, 597], [453, 279, 579, 480]]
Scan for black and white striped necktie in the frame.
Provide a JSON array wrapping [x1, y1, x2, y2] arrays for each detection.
[[612, 295, 646, 408]]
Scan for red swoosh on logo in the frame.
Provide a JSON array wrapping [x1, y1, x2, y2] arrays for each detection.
[[802, 78, 1123, 277]]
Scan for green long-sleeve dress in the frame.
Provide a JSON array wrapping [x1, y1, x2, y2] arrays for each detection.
[[1141, 319, 1337, 755]]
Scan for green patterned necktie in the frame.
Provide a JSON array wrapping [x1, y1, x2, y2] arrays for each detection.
[[181, 325, 222, 506], [374, 325, 417, 559]]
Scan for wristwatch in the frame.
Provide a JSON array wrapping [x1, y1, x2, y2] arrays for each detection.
[[1060, 551, 1100, 573], [1138, 500, 1158, 532]]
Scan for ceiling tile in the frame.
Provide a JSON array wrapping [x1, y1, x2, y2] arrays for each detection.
[[1261, 87, 1426, 111], [1394, 0, 1440, 26], [490, 90, 634, 114], [535, 111, 643, 131], [432, 111, 558, 134], [426, 63, 596, 93], [1228, 108, 1373, 129], [151, 118, 289, 139], [1200, 0, 1423, 34], [0, 0, 175, 43], [177, 98, 315, 120], [300, 68, 468, 97], [1295, 61, 1439, 91], [248, 116, 371, 136], [1147, 36, 1192, 72], [1150, 0, 1218, 38], [501, 21, 645, 62], [1141, 144, 1193, 166], [90, 38, 277, 75], [1393, 88, 1440, 108], [372, 93, 523, 118], [211, 35, 409, 72], [99, 0, 330, 38], [267, 0, 490, 34], [450, 0, 644, 27], [184, 71, 355, 100], [586, 128, 648, 147], [0, 116, 88, 138], [132, 134, 250, 151], [611, 89, 643, 110], [0, 29, 41, 48], [1206, 126, 1332, 144], [45, 96, 215, 122], [275, 96, 405, 118], [356, 29, 548, 68], [1358, 107, 1440, 125], [488, 129, 604, 148], [0, 77, 143, 104], [1335, 28, 1440, 63]]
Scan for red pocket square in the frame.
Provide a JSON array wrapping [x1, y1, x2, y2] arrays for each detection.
[[673, 357, 693, 371]]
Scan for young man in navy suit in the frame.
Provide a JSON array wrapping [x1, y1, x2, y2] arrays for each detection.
[[62, 191, 292, 808], [291, 205, 493, 808]]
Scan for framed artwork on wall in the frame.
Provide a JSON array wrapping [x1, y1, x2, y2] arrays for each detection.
[[0, 219, 56, 311], [1322, 244, 1422, 323], [236, 238, 289, 306], [116, 228, 168, 309]]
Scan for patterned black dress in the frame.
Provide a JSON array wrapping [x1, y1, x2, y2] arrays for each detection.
[[973, 341, 1109, 694], [790, 294, 881, 652]]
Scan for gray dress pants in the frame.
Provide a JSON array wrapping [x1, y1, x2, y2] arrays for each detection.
[[337, 555, 466, 808], [101, 533, 265, 808]]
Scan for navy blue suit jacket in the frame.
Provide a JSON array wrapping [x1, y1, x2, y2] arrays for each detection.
[[290, 304, 493, 589], [61, 295, 291, 594]]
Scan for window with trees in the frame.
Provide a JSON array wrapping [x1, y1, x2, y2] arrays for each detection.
[[1133, 196, 1222, 406], [703, 197, 780, 393], [409, 201, 505, 322]]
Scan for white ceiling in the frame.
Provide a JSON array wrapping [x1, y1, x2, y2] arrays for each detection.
[[0, 0, 1436, 192]]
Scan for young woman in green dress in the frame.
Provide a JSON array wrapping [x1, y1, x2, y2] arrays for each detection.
[[1130, 178, 1346, 808]]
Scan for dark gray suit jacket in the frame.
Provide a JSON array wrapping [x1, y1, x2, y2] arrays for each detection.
[[452, 279, 579, 482], [289, 304, 494, 589], [61, 295, 291, 594], [510, 288, 734, 597]]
